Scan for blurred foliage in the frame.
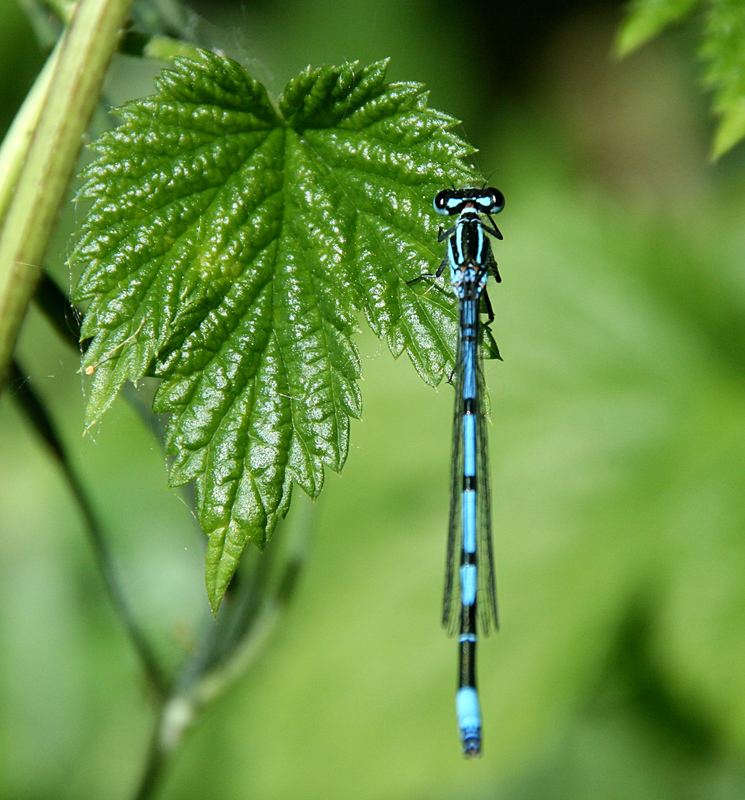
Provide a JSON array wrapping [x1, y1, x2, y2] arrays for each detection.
[[1, 1, 745, 799], [615, 0, 699, 54], [616, 0, 745, 158]]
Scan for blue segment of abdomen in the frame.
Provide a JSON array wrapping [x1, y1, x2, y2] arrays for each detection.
[[462, 488, 476, 555], [456, 686, 481, 739], [460, 563, 477, 606], [463, 414, 476, 478]]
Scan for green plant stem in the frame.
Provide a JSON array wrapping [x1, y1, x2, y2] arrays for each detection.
[[133, 715, 168, 800], [38, 0, 205, 61], [0, 0, 132, 391], [131, 503, 311, 799], [130, 595, 283, 800], [0, 38, 61, 226], [9, 360, 168, 698]]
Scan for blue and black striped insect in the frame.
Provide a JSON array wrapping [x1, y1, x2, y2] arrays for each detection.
[[414, 186, 505, 756]]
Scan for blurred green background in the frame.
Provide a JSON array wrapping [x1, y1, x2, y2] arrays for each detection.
[[2, 1, 745, 798]]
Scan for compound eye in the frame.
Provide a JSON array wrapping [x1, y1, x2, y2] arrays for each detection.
[[433, 190, 450, 215], [488, 187, 505, 213]]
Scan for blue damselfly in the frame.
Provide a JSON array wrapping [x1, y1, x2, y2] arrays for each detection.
[[415, 186, 505, 756]]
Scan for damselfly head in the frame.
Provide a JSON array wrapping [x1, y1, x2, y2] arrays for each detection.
[[433, 187, 505, 216]]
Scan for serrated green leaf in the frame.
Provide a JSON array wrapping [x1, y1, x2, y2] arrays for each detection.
[[616, 0, 745, 158], [701, 0, 745, 158], [614, 0, 700, 57], [70, 49, 487, 610], [710, 99, 745, 159]]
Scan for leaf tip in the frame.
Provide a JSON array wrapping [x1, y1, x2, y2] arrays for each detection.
[[710, 103, 745, 162], [205, 528, 241, 615]]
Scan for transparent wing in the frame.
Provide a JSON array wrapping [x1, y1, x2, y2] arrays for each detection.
[[476, 353, 499, 634], [442, 321, 465, 635], [441, 313, 499, 636]]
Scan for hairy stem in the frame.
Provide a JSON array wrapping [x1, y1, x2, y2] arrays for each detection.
[[0, 0, 132, 390]]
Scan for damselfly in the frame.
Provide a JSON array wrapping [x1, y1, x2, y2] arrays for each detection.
[[415, 186, 505, 756]]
